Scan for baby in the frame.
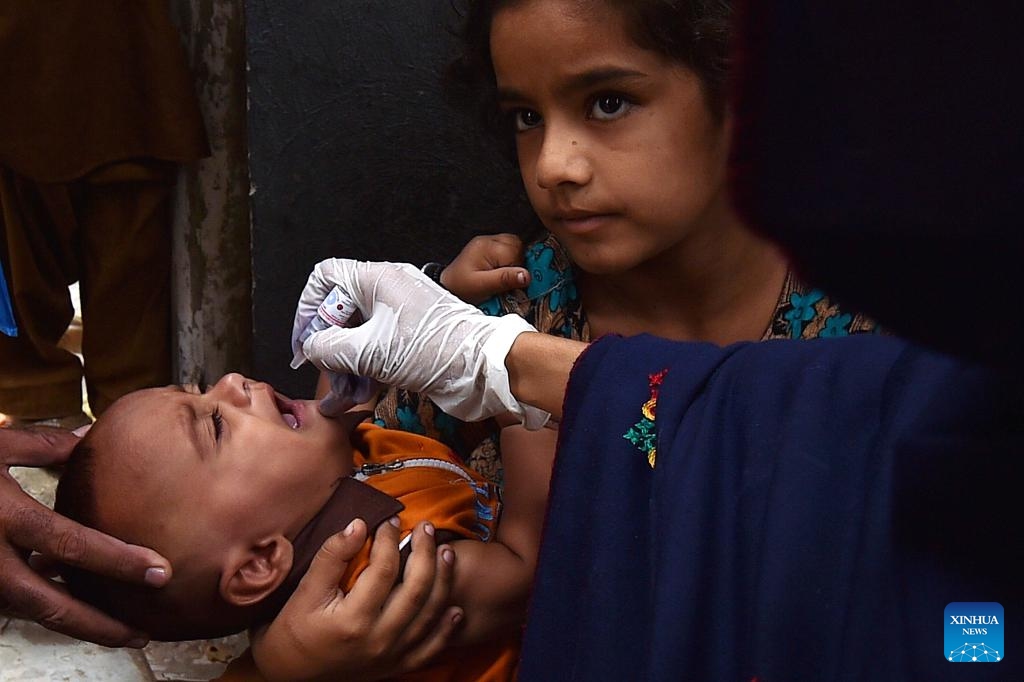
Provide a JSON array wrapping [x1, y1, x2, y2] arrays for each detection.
[[55, 373, 552, 679]]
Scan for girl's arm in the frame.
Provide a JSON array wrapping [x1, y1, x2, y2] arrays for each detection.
[[445, 423, 556, 644]]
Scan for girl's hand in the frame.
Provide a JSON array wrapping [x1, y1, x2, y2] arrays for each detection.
[[442, 234, 530, 304], [252, 520, 462, 682]]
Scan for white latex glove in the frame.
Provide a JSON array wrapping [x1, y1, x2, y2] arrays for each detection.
[[292, 259, 549, 429], [291, 284, 378, 416]]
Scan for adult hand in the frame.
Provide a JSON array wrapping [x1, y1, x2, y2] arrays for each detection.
[[252, 520, 462, 682], [0, 427, 171, 647], [294, 259, 548, 429], [442, 233, 530, 304]]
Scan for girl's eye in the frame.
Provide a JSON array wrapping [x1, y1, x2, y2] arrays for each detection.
[[589, 94, 633, 121], [513, 108, 543, 132], [211, 407, 224, 441]]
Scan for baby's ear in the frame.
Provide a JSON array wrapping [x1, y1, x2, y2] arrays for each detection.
[[220, 536, 293, 607]]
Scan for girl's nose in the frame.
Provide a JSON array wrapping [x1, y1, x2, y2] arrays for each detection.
[[535, 128, 592, 190], [210, 372, 253, 407]]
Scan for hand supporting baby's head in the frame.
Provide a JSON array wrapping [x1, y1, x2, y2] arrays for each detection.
[[54, 375, 358, 640]]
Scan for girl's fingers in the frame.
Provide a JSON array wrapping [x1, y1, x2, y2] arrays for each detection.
[[394, 541, 458, 650], [342, 519, 403, 612], [377, 522, 440, 636], [399, 606, 464, 674], [292, 519, 369, 609]]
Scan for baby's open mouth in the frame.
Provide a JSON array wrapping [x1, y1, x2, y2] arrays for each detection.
[[274, 393, 302, 429]]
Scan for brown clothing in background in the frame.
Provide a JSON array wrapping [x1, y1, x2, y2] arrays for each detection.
[[0, 0, 209, 418]]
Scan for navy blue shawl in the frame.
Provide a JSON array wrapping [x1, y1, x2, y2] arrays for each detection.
[[521, 334, 1022, 681]]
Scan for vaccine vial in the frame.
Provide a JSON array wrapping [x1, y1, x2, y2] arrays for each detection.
[[290, 285, 357, 369]]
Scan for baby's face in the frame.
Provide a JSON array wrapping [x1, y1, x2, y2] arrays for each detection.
[[87, 373, 354, 562]]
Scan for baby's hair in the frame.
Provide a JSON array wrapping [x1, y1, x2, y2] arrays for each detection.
[[447, 0, 734, 137], [55, 437, 251, 641]]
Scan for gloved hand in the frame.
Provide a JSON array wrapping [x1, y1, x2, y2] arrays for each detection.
[[291, 259, 549, 429], [317, 372, 381, 417], [291, 284, 378, 416]]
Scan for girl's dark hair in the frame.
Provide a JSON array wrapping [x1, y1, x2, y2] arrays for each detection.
[[447, 0, 734, 137]]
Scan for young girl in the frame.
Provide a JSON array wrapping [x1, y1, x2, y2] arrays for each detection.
[[374, 0, 875, 484], [268, 0, 877, 677]]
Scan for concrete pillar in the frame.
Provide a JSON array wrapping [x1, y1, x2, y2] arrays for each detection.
[[169, 0, 251, 385]]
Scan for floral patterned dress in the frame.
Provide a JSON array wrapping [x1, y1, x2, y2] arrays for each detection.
[[373, 233, 878, 484]]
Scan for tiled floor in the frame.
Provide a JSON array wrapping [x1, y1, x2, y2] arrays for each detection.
[[4, 467, 250, 682]]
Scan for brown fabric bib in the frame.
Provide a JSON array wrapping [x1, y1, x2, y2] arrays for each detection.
[[254, 478, 403, 625]]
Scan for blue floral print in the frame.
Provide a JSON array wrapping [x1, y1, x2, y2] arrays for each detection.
[[820, 313, 852, 338], [396, 405, 426, 435], [785, 289, 825, 338]]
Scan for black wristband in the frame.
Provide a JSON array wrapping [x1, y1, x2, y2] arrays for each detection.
[[421, 262, 446, 288]]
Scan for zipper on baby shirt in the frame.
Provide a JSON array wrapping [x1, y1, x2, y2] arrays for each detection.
[[354, 457, 475, 483]]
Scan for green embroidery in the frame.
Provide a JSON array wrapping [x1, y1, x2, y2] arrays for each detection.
[[624, 418, 656, 453]]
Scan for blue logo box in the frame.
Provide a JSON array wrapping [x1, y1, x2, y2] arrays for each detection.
[[945, 602, 1003, 662]]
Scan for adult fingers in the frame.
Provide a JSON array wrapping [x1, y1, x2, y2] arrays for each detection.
[[292, 259, 356, 351], [0, 550, 148, 647], [27, 552, 61, 578], [291, 518, 370, 610], [303, 324, 367, 376], [0, 427, 80, 466], [5, 494, 170, 586]]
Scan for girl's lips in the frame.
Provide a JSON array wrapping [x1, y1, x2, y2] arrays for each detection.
[[556, 213, 614, 235]]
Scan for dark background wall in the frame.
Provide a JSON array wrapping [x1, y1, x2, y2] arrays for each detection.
[[247, 0, 536, 396]]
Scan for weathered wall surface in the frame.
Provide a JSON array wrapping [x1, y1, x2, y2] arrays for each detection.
[[247, 0, 534, 396], [170, 0, 252, 385]]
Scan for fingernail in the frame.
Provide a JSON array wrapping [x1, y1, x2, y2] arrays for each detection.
[[144, 567, 168, 587], [451, 609, 463, 625], [126, 638, 149, 649], [516, 271, 527, 285], [343, 520, 356, 536], [389, 516, 401, 528], [423, 522, 435, 536], [442, 548, 455, 565]]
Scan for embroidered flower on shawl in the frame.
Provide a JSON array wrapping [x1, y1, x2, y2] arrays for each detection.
[[623, 369, 668, 468], [820, 312, 852, 338], [784, 289, 825, 338]]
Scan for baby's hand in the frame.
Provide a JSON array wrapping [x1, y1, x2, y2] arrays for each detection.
[[442, 233, 530, 304]]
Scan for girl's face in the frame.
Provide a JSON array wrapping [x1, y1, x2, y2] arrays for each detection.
[[491, 0, 732, 275]]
